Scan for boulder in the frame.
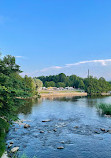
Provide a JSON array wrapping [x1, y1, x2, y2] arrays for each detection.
[[11, 147, 19, 153]]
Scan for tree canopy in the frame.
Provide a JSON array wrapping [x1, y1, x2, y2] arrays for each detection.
[[37, 73, 111, 96]]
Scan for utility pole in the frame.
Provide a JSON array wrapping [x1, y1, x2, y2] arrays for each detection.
[[88, 69, 89, 78]]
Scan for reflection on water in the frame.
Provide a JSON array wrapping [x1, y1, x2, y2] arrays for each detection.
[[6, 96, 111, 158], [17, 98, 43, 115]]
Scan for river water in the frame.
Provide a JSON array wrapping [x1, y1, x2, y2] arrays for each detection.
[[6, 96, 111, 158]]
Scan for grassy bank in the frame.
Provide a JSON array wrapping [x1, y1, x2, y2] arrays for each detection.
[[97, 103, 111, 115]]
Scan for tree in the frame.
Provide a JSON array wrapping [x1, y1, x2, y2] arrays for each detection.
[[0, 54, 40, 157], [44, 81, 55, 87], [37, 73, 111, 96], [78, 80, 85, 89], [1, 55, 22, 75], [56, 82, 66, 88], [58, 73, 66, 82], [33, 78, 43, 90], [24, 75, 36, 94]]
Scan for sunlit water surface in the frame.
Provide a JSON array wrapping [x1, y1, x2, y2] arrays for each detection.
[[6, 96, 111, 158]]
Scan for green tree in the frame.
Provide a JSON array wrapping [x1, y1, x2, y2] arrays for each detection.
[[78, 80, 85, 89], [56, 82, 66, 88], [33, 78, 43, 90], [44, 81, 55, 87], [58, 73, 66, 82]]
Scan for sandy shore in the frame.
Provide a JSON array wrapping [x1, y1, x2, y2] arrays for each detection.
[[40, 91, 87, 98]]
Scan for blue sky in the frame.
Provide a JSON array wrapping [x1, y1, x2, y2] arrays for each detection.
[[0, 0, 111, 80]]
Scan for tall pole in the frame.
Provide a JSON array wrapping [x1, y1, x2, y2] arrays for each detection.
[[88, 69, 89, 78]]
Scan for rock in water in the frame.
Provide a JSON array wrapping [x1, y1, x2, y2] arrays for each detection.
[[53, 129, 57, 132], [11, 147, 19, 153], [24, 124, 30, 128], [100, 128, 106, 132], [94, 131, 100, 134], [42, 119, 51, 122], [74, 126, 79, 128], [60, 141, 65, 144], [107, 130, 111, 133], [57, 146, 64, 149], [8, 144, 12, 148]]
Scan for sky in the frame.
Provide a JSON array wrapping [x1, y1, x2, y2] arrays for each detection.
[[0, 0, 111, 80]]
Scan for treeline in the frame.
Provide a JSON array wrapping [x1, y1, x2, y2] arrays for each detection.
[[37, 73, 111, 96], [0, 55, 42, 157], [37, 73, 85, 89]]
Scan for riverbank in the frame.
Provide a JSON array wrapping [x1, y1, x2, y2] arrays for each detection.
[[16, 94, 40, 100], [39, 90, 87, 98]]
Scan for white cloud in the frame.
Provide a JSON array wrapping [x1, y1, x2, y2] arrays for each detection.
[[15, 56, 24, 58], [65, 59, 111, 67], [40, 66, 62, 72], [22, 58, 111, 80]]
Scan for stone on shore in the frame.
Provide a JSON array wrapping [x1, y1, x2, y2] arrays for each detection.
[[11, 147, 19, 153]]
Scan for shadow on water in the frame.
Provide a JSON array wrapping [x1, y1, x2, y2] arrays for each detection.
[[86, 96, 111, 107], [17, 96, 111, 116]]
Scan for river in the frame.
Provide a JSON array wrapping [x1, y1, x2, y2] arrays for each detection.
[[6, 96, 111, 158]]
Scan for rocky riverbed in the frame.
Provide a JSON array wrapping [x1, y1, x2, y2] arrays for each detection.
[[5, 96, 111, 158]]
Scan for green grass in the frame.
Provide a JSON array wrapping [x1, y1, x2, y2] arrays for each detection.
[[97, 103, 111, 115]]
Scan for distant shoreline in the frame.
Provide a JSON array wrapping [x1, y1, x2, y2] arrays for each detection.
[[40, 90, 87, 98]]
